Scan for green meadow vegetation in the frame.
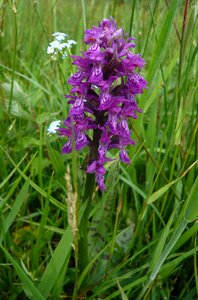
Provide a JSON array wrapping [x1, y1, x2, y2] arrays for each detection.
[[0, 0, 197, 299]]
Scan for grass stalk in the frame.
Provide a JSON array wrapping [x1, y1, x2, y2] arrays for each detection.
[[8, 4, 17, 112], [129, 0, 136, 36], [81, 0, 87, 32]]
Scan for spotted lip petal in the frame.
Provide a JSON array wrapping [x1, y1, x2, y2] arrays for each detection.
[[99, 92, 113, 111], [68, 70, 84, 85], [127, 72, 148, 94], [75, 132, 89, 150], [120, 148, 130, 164], [60, 17, 147, 191], [108, 113, 118, 134], [84, 43, 104, 62], [118, 118, 130, 137], [62, 140, 72, 153], [69, 98, 84, 115], [96, 174, 105, 191], [89, 65, 103, 84]]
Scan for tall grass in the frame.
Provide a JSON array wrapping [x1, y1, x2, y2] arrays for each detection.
[[0, 0, 197, 299]]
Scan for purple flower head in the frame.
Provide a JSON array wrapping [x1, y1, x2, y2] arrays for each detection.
[[59, 17, 147, 191]]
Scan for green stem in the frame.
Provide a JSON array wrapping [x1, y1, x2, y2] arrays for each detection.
[[78, 123, 101, 280], [129, 0, 136, 36], [81, 0, 86, 32], [9, 5, 17, 113], [79, 173, 95, 273]]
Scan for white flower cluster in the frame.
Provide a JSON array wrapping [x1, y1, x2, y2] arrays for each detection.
[[47, 120, 61, 135], [47, 32, 77, 60]]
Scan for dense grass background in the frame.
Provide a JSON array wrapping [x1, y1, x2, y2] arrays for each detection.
[[0, 0, 197, 299]]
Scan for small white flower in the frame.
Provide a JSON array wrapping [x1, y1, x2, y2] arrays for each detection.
[[47, 32, 77, 60], [55, 35, 66, 42], [67, 39, 77, 45], [49, 40, 61, 49], [65, 43, 72, 49], [52, 32, 68, 42], [58, 43, 67, 50], [47, 46, 54, 54], [62, 52, 68, 59], [52, 32, 68, 37], [47, 120, 61, 134]]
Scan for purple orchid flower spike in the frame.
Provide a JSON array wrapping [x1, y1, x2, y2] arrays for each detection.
[[59, 17, 147, 191]]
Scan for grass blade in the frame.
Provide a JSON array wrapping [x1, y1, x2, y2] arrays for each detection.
[[147, 0, 180, 82], [137, 219, 188, 299], [149, 219, 188, 281], [116, 278, 129, 300], [0, 244, 45, 300], [141, 0, 180, 107], [149, 206, 177, 273], [4, 180, 29, 234], [147, 160, 198, 205], [185, 176, 198, 222], [1, 147, 66, 212], [38, 226, 72, 298]]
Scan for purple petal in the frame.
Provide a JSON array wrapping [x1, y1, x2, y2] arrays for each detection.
[[121, 101, 142, 118], [127, 52, 145, 67], [127, 73, 148, 94], [120, 136, 136, 147], [108, 135, 120, 149], [62, 140, 72, 153], [70, 98, 84, 115], [96, 164, 106, 175], [87, 161, 96, 173], [89, 65, 103, 83], [71, 55, 89, 68], [122, 53, 145, 71], [84, 43, 104, 61], [108, 113, 118, 134], [58, 127, 71, 137], [100, 130, 112, 144], [75, 132, 89, 150], [84, 27, 103, 45], [98, 76, 117, 91], [99, 92, 113, 111], [118, 118, 130, 137], [96, 174, 105, 191], [119, 148, 130, 164], [70, 84, 88, 95], [98, 144, 108, 164], [101, 17, 117, 34], [87, 160, 106, 176], [112, 28, 123, 39], [68, 70, 84, 85]]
